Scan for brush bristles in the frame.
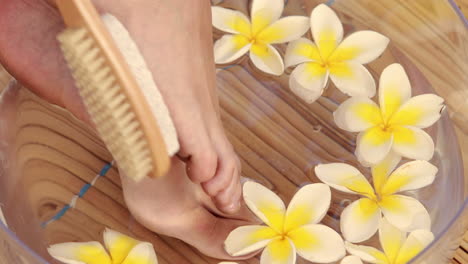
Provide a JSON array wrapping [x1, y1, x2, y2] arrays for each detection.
[[58, 28, 152, 181]]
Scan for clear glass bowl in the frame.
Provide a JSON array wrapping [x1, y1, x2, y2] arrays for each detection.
[[0, 0, 467, 263]]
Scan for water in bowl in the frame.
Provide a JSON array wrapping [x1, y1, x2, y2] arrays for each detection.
[[0, 0, 467, 263]]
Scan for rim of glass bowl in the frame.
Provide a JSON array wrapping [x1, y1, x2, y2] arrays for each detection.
[[409, 1, 468, 263], [449, 0, 468, 27], [0, 221, 48, 263]]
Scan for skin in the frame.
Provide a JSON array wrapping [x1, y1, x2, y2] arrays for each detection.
[[0, 0, 257, 259]]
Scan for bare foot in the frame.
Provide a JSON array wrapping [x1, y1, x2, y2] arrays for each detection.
[[0, 0, 251, 258], [121, 158, 257, 259]]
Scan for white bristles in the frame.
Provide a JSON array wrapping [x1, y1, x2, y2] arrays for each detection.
[[58, 29, 153, 181]]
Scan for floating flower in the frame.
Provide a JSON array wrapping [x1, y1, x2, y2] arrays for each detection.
[[48, 228, 158, 264], [284, 4, 389, 103], [225, 182, 345, 263], [334, 63, 445, 166], [211, 0, 309, 75], [315, 153, 437, 243], [346, 219, 434, 264]]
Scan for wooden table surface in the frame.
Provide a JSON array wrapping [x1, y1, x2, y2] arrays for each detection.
[[0, 0, 467, 263]]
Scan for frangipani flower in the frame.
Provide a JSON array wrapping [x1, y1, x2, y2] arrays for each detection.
[[212, 0, 309, 75], [334, 63, 445, 166], [48, 228, 158, 264], [345, 219, 434, 264], [225, 182, 345, 263], [284, 4, 389, 103], [315, 153, 437, 243]]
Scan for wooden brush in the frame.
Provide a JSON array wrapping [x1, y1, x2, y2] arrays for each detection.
[[56, 0, 179, 181]]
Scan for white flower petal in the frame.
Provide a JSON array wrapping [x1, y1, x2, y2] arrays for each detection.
[[380, 195, 431, 232], [285, 38, 321, 67], [395, 230, 434, 264], [379, 218, 405, 263], [331, 31, 389, 64], [345, 242, 388, 264], [329, 62, 376, 98], [355, 146, 376, 168], [371, 152, 402, 195], [341, 256, 364, 264], [340, 198, 381, 243], [258, 16, 310, 44], [356, 127, 393, 166], [103, 228, 139, 264], [243, 181, 286, 232], [260, 238, 296, 264], [378, 64, 412, 122], [251, 0, 284, 35], [315, 163, 374, 196], [333, 97, 382, 132], [288, 224, 345, 263], [284, 184, 331, 232], [122, 242, 158, 264], [48, 242, 111, 264], [251, 0, 284, 24], [390, 94, 445, 128], [288, 62, 328, 103], [250, 44, 284, 75], [214, 35, 251, 64], [225, 225, 278, 257], [392, 126, 435, 161], [211, 7, 251, 36], [311, 4, 343, 59], [382, 160, 438, 196], [289, 76, 324, 104]]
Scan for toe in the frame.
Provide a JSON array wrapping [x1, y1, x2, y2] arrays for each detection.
[[184, 144, 218, 183], [202, 147, 242, 214], [215, 174, 241, 214], [187, 207, 260, 260], [201, 161, 236, 197]]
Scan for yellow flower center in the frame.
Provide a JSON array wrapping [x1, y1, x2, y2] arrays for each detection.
[[374, 193, 384, 203], [249, 36, 259, 44], [379, 122, 393, 132], [319, 60, 331, 68]]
